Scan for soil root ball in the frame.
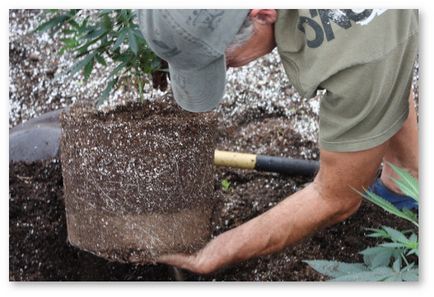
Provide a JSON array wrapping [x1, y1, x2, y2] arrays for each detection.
[[60, 99, 217, 263]]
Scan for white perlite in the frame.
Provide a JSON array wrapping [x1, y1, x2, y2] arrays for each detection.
[[9, 9, 321, 148]]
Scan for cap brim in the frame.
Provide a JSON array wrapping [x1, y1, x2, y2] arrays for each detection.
[[169, 56, 226, 112]]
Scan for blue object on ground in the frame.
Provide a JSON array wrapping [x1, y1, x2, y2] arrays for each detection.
[[368, 178, 418, 210]]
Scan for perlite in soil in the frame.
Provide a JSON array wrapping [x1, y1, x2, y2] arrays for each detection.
[[60, 98, 217, 263]]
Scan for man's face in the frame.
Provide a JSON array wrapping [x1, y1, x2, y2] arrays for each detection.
[[225, 9, 278, 68]]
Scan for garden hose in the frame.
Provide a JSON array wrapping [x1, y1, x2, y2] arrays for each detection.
[[214, 150, 319, 177]]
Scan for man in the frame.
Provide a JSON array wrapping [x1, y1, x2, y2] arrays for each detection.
[[137, 9, 419, 274]]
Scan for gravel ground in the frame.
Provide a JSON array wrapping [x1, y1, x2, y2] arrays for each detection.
[[8, 9, 418, 135], [9, 9, 165, 128]]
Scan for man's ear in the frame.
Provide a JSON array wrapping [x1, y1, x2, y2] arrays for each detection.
[[249, 9, 277, 25]]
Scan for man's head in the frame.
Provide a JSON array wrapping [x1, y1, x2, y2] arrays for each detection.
[[226, 10, 277, 67], [137, 9, 277, 112]]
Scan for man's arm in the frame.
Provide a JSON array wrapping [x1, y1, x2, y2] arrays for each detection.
[[158, 142, 388, 274]]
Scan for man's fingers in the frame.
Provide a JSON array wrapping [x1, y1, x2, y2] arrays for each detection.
[[157, 254, 196, 271], [158, 253, 214, 274]]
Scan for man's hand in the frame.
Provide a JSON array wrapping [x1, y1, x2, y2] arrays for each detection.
[[157, 254, 202, 274], [157, 223, 247, 274], [158, 231, 235, 274], [158, 142, 389, 275], [158, 253, 204, 274], [159, 219, 265, 274]]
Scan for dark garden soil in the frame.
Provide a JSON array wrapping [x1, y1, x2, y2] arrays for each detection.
[[9, 9, 418, 281], [9, 116, 415, 281]]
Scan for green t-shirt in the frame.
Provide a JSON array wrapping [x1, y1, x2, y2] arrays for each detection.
[[275, 9, 418, 152]]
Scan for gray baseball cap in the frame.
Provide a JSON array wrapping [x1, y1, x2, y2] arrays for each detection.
[[137, 9, 250, 112]]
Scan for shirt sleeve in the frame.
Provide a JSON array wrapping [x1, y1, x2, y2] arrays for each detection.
[[318, 33, 417, 152]]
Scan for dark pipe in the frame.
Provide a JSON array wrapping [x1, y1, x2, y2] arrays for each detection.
[[255, 155, 319, 177]]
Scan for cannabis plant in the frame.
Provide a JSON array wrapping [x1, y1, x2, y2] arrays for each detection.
[[305, 163, 419, 281], [35, 9, 167, 105]]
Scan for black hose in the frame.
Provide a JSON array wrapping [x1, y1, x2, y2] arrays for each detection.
[[214, 150, 319, 177], [255, 155, 319, 177]]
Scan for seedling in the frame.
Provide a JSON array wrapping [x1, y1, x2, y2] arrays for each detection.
[[221, 179, 231, 191]]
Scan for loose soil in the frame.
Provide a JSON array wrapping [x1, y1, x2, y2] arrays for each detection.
[[9, 9, 418, 281], [9, 118, 415, 281]]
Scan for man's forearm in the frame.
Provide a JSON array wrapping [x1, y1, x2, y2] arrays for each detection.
[[159, 145, 384, 274], [205, 182, 359, 271]]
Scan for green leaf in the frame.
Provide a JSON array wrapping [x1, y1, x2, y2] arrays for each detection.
[[401, 208, 418, 224], [304, 260, 367, 278], [383, 274, 403, 281], [97, 78, 117, 106], [365, 227, 389, 239], [379, 243, 408, 250], [357, 188, 418, 227], [400, 269, 418, 281], [390, 177, 419, 202], [112, 51, 132, 63], [406, 249, 418, 256], [128, 28, 138, 54], [77, 17, 90, 34], [61, 28, 76, 35], [386, 162, 419, 201], [112, 28, 127, 50], [84, 27, 106, 40], [69, 53, 96, 77], [34, 14, 70, 33], [392, 257, 402, 272], [68, 19, 80, 29], [382, 226, 409, 244], [95, 54, 107, 66], [100, 9, 114, 15], [83, 56, 95, 81], [132, 28, 145, 40], [58, 47, 66, 55], [73, 32, 109, 59], [108, 61, 128, 80], [150, 58, 162, 70], [360, 246, 394, 268], [101, 13, 113, 31], [221, 179, 231, 191], [61, 37, 79, 49], [119, 9, 131, 23], [331, 266, 395, 281]]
